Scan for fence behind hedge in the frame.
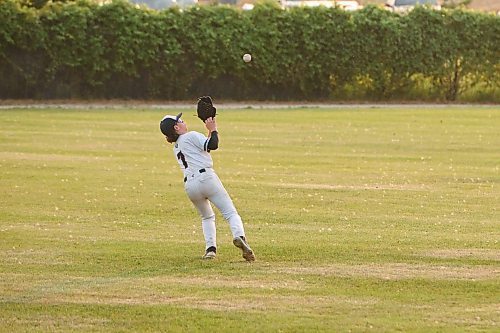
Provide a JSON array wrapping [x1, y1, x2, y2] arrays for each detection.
[[0, 0, 499, 101]]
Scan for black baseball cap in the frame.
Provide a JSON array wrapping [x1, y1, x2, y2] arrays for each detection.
[[160, 112, 182, 137]]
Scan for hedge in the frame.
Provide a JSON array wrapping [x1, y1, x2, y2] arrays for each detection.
[[0, 0, 499, 101]]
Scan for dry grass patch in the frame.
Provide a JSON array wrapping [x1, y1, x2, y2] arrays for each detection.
[[0, 151, 108, 162], [186, 294, 379, 312], [276, 263, 499, 280], [144, 275, 306, 291], [264, 181, 428, 191], [17, 288, 378, 313], [420, 249, 500, 261]]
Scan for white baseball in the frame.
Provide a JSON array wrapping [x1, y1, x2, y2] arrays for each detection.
[[243, 53, 252, 63]]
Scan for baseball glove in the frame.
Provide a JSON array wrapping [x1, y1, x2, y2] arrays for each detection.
[[197, 96, 217, 122]]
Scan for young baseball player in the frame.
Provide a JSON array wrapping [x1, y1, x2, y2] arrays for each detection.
[[160, 111, 255, 262]]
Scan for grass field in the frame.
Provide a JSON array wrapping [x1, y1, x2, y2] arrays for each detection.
[[0, 106, 499, 332]]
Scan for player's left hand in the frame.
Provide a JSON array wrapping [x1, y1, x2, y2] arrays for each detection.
[[205, 117, 217, 132]]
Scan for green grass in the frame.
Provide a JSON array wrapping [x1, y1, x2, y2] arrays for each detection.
[[0, 106, 499, 332]]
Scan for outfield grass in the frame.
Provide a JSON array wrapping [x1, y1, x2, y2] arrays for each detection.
[[0, 106, 498, 332]]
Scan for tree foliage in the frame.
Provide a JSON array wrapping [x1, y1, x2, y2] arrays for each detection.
[[0, 0, 498, 101]]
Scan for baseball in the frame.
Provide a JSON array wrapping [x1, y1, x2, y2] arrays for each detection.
[[243, 53, 252, 63]]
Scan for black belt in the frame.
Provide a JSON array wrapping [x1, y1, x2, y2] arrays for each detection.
[[184, 168, 206, 182]]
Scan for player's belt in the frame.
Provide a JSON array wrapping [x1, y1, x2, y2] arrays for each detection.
[[184, 168, 206, 182]]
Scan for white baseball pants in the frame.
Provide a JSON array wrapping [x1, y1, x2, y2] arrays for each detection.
[[184, 168, 245, 250]]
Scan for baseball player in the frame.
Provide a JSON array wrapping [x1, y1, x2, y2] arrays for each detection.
[[159, 100, 255, 262]]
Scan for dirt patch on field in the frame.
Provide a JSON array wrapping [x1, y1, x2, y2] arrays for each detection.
[[277, 263, 498, 280]]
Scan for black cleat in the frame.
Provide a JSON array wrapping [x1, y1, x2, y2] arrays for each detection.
[[202, 246, 216, 259]]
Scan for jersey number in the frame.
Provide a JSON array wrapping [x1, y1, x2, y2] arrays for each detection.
[[177, 151, 188, 168]]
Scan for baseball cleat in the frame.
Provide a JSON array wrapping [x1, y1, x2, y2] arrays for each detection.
[[233, 236, 255, 262], [202, 246, 216, 259]]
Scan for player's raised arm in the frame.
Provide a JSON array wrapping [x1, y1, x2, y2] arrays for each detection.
[[205, 117, 219, 151]]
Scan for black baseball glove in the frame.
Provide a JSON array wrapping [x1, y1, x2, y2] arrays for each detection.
[[197, 96, 217, 122]]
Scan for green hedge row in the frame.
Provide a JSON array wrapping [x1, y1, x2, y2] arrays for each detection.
[[1, 0, 499, 101]]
